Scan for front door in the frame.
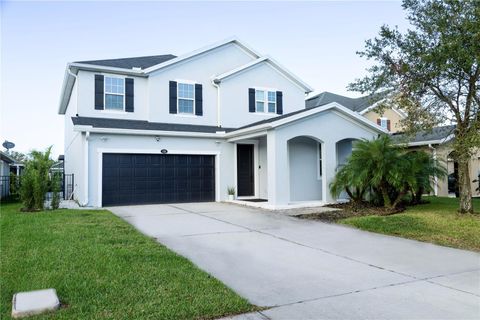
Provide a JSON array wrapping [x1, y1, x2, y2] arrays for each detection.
[[237, 144, 254, 196]]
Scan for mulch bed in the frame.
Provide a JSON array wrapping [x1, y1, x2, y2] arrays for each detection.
[[296, 202, 405, 222]]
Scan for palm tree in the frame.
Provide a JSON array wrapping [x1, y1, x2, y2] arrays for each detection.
[[330, 135, 444, 210], [404, 151, 447, 204]]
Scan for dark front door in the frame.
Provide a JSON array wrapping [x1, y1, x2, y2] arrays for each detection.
[[102, 153, 215, 206], [237, 144, 254, 196]]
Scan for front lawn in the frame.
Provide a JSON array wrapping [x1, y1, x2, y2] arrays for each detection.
[[340, 197, 480, 252], [0, 203, 255, 319]]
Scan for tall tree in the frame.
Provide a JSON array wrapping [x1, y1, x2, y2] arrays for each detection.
[[350, 0, 479, 213]]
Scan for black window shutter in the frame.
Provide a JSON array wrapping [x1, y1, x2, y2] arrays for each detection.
[[387, 119, 391, 131], [94, 75, 104, 110], [125, 78, 134, 112], [169, 81, 177, 114], [276, 91, 283, 115], [248, 88, 255, 112], [377, 118, 381, 126], [195, 84, 203, 116]]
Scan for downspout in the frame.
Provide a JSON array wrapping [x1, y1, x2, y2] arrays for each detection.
[[83, 131, 90, 206], [212, 79, 221, 127], [429, 144, 438, 196]]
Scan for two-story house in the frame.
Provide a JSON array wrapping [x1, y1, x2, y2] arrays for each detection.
[[306, 91, 480, 197], [59, 38, 386, 208]]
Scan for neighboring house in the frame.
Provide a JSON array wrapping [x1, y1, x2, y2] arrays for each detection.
[[306, 91, 407, 133], [0, 151, 15, 198], [393, 126, 480, 197], [58, 37, 386, 208], [306, 92, 480, 197]]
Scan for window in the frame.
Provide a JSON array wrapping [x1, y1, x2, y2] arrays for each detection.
[[178, 83, 195, 114], [255, 90, 265, 112], [267, 91, 276, 113], [255, 89, 276, 113], [380, 118, 388, 129], [105, 77, 125, 110], [317, 143, 323, 179]]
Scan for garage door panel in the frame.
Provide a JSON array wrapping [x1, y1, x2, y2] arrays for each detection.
[[102, 153, 215, 206]]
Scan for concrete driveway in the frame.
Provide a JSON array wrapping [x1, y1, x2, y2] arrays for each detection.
[[110, 203, 480, 319]]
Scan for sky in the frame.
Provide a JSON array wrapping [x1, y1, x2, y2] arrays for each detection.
[[0, 1, 409, 158]]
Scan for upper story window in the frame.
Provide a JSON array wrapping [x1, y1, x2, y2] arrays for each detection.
[[105, 77, 125, 110], [255, 89, 276, 113], [178, 83, 195, 114], [380, 118, 388, 129]]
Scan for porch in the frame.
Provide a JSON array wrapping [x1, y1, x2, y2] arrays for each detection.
[[228, 131, 359, 210]]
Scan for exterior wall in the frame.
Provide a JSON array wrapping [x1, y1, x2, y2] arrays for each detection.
[[219, 63, 306, 128], [268, 110, 379, 206], [71, 43, 307, 129], [86, 133, 236, 207], [364, 108, 404, 133], [148, 43, 255, 126], [76, 70, 149, 121], [288, 136, 322, 201], [64, 82, 85, 203]]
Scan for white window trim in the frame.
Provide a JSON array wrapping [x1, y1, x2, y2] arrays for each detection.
[[317, 142, 323, 180], [177, 81, 196, 115], [254, 87, 277, 114], [380, 117, 388, 129], [104, 76, 125, 111]]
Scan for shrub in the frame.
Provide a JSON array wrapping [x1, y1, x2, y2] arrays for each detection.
[[330, 135, 446, 210], [19, 147, 55, 211], [50, 172, 61, 210]]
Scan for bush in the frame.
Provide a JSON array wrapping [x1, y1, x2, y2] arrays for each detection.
[[50, 172, 61, 210], [19, 147, 55, 211], [330, 135, 446, 210]]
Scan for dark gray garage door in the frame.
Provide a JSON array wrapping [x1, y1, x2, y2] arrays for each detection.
[[102, 153, 215, 206]]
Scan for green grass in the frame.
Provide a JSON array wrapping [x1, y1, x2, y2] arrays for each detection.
[[340, 197, 480, 252], [0, 203, 256, 319]]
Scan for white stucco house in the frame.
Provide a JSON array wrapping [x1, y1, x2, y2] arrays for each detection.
[[58, 37, 386, 208]]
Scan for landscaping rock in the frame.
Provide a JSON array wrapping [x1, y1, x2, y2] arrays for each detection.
[[12, 288, 60, 318]]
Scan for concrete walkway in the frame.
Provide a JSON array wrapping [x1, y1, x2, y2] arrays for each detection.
[[110, 203, 480, 319]]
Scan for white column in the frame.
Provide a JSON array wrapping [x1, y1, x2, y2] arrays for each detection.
[[267, 130, 277, 205]]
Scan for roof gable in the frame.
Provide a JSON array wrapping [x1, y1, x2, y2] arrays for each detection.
[[143, 37, 261, 74], [213, 56, 313, 92]]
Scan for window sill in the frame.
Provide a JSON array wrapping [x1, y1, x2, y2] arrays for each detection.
[[252, 112, 278, 116], [175, 114, 200, 118], [100, 109, 126, 114]]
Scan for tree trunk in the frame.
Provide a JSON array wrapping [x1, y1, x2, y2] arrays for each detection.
[[457, 159, 473, 214], [380, 185, 392, 208]]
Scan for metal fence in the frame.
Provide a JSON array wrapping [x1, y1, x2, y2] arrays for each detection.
[[0, 174, 74, 200]]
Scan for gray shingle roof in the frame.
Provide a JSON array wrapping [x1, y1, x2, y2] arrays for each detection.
[[306, 91, 383, 112], [392, 125, 456, 144], [75, 54, 177, 70], [72, 117, 236, 134]]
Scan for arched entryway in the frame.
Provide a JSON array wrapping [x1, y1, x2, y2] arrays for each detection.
[[288, 136, 324, 202], [336, 138, 358, 170], [335, 138, 359, 200]]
